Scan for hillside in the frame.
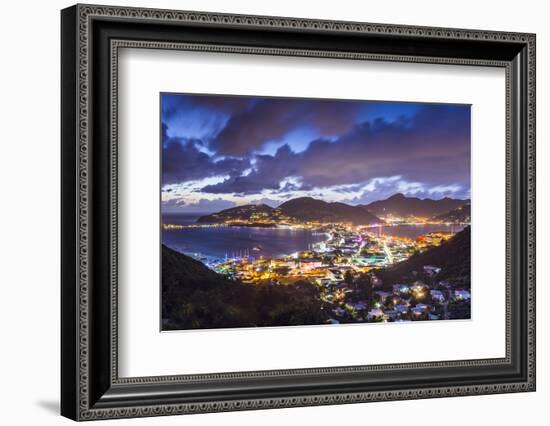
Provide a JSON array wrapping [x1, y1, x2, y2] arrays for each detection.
[[197, 197, 382, 225], [161, 245, 328, 330], [433, 203, 471, 223], [196, 194, 470, 226], [377, 226, 471, 286], [277, 197, 382, 225], [197, 204, 273, 223], [363, 193, 469, 218]]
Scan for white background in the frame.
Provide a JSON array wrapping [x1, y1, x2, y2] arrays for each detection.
[[119, 49, 506, 377], [0, 0, 547, 425]]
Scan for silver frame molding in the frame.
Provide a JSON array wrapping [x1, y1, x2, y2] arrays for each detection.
[[61, 4, 536, 421]]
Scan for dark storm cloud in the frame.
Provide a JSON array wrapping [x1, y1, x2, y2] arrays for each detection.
[[162, 137, 249, 185], [202, 144, 301, 194], [162, 93, 251, 119], [161, 122, 169, 143], [161, 197, 237, 214], [185, 96, 252, 114], [299, 105, 470, 187], [202, 104, 470, 194], [209, 98, 363, 156]]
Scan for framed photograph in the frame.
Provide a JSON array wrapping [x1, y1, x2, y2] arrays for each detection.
[[61, 4, 536, 421]]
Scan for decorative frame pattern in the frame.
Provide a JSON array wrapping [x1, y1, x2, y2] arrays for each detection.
[[110, 40, 512, 384], [61, 4, 536, 421]]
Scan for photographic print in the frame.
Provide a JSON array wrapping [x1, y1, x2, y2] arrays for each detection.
[[161, 94, 471, 331]]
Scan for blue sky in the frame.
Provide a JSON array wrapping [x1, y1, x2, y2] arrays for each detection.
[[161, 93, 470, 213]]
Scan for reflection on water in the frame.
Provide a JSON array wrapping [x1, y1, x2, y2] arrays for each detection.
[[162, 225, 327, 260], [162, 214, 466, 262]]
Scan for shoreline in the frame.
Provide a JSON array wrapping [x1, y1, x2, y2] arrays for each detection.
[[163, 223, 469, 274]]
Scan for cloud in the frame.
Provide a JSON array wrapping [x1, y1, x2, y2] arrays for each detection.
[[162, 138, 249, 185], [161, 198, 190, 214], [201, 104, 470, 195], [340, 176, 468, 205], [209, 98, 364, 156], [162, 197, 236, 213], [297, 105, 470, 187], [202, 144, 302, 194], [247, 197, 280, 208]]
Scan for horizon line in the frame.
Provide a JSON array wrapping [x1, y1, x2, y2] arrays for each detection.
[[162, 192, 472, 214]]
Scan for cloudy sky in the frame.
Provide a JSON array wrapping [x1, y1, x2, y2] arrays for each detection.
[[161, 93, 471, 214]]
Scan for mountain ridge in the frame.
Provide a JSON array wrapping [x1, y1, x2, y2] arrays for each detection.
[[196, 194, 470, 225], [196, 203, 274, 224], [197, 196, 383, 225], [277, 197, 381, 225], [363, 193, 469, 218], [433, 203, 471, 223]]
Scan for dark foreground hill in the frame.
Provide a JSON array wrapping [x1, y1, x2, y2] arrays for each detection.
[[162, 245, 328, 330], [377, 226, 471, 287], [433, 203, 471, 223], [363, 193, 469, 218]]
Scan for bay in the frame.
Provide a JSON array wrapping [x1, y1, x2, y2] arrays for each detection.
[[162, 214, 466, 262], [162, 214, 327, 261]]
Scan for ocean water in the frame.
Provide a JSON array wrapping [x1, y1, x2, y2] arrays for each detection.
[[162, 214, 466, 261], [162, 214, 327, 260]]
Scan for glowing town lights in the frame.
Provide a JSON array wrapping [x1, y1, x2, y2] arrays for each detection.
[[163, 213, 469, 324]]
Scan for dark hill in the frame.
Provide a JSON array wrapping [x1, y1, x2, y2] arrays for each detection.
[[363, 193, 469, 218], [433, 203, 471, 223], [162, 244, 233, 292], [161, 245, 328, 330], [377, 226, 471, 286], [197, 203, 273, 223], [277, 197, 382, 225], [198, 197, 382, 225]]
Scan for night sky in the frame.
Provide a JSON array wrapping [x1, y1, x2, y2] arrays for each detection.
[[161, 93, 471, 214]]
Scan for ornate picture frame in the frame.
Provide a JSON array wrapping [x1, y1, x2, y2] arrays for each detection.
[[61, 4, 535, 421]]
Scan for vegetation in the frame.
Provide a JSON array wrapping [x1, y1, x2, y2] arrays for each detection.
[[162, 226, 472, 330], [433, 203, 471, 223], [376, 226, 471, 288], [162, 245, 329, 330], [277, 197, 381, 225], [197, 196, 382, 225], [363, 193, 469, 217], [196, 204, 273, 224]]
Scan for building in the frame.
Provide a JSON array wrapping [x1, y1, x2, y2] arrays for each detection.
[[454, 289, 471, 301], [368, 308, 384, 319], [393, 284, 410, 295], [351, 302, 367, 311], [298, 259, 323, 271], [333, 307, 346, 317], [395, 304, 408, 314], [374, 291, 392, 302], [383, 309, 398, 320], [423, 265, 442, 275], [430, 290, 445, 303]]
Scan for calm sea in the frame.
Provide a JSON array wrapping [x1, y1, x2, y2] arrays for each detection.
[[162, 214, 327, 260], [162, 214, 466, 261]]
